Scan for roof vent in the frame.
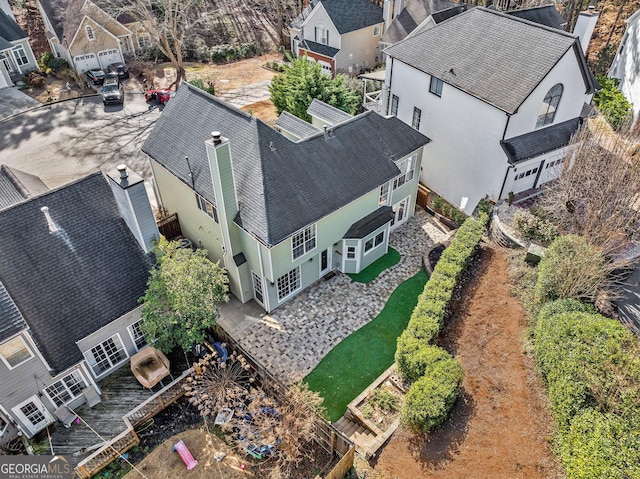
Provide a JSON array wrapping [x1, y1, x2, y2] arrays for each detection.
[[212, 131, 222, 145], [117, 164, 128, 179], [588, 4, 595, 12], [323, 124, 329, 140], [269, 141, 276, 152], [41, 206, 59, 234]]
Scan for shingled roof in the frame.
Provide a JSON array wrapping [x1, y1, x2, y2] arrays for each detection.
[[381, 0, 464, 45], [0, 8, 27, 45], [0, 173, 153, 374], [275, 110, 321, 140], [501, 118, 582, 164], [143, 84, 429, 246], [291, 0, 383, 34], [507, 5, 567, 30], [307, 98, 352, 126], [0, 281, 27, 343], [384, 7, 596, 114], [0, 165, 49, 211]]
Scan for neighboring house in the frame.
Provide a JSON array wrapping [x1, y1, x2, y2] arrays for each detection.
[[382, 7, 597, 214], [0, 167, 158, 442], [36, 0, 153, 73], [0, 9, 39, 88], [289, 0, 385, 76], [609, 8, 640, 124], [143, 83, 429, 313], [0, 0, 15, 20]]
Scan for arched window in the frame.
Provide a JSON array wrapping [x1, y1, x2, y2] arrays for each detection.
[[85, 25, 95, 41], [536, 83, 563, 128]]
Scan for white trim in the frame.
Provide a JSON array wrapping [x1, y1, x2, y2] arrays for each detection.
[[319, 247, 332, 276], [363, 228, 386, 256], [291, 223, 317, 261], [80, 361, 102, 395], [82, 333, 129, 379], [342, 242, 360, 272], [44, 368, 89, 408], [0, 334, 34, 370], [11, 396, 54, 437], [390, 196, 410, 231], [127, 320, 147, 352], [0, 405, 9, 437], [256, 242, 271, 312], [276, 266, 302, 303], [251, 270, 265, 306]]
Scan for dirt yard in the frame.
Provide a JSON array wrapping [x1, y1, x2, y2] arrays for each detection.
[[366, 244, 562, 479]]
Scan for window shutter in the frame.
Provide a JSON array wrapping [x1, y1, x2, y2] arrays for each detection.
[[315, 26, 318, 42], [326, 30, 329, 45]]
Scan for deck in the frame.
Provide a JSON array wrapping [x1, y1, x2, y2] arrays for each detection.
[[43, 357, 189, 466]]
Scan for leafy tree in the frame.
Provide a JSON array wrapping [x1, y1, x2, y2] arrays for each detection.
[[269, 55, 360, 122], [140, 238, 228, 352], [594, 75, 633, 131]]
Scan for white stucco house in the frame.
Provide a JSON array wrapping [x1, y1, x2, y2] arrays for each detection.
[[289, 0, 385, 76], [380, 7, 598, 214], [609, 8, 640, 125]]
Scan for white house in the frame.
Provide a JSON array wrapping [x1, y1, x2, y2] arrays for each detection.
[[381, 7, 597, 213], [289, 0, 385, 76], [609, 8, 640, 124]]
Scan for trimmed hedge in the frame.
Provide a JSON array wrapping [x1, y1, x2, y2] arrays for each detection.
[[534, 301, 640, 478], [396, 213, 487, 431]]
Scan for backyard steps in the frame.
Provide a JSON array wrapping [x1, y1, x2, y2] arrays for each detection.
[[333, 417, 380, 459]]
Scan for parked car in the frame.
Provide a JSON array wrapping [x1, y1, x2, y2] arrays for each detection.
[[85, 68, 106, 85], [144, 88, 173, 105], [107, 62, 129, 79], [101, 79, 124, 105]]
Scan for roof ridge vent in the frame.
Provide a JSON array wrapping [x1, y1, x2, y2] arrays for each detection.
[[41, 206, 59, 234]]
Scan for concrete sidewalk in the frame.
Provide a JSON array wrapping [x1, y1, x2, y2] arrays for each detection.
[[217, 79, 271, 108]]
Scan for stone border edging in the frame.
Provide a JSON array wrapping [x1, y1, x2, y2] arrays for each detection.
[[491, 210, 527, 248]]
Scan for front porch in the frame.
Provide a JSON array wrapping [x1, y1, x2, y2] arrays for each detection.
[[40, 356, 191, 468], [359, 69, 386, 113]]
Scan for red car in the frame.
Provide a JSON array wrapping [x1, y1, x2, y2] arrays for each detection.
[[144, 88, 173, 105]]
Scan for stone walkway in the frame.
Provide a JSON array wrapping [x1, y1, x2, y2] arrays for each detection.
[[218, 210, 449, 381]]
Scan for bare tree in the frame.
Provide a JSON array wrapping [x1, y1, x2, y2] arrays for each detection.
[[538, 119, 640, 258], [102, 0, 201, 88]]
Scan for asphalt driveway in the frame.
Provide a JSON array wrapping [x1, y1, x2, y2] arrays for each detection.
[[0, 93, 160, 188], [0, 87, 41, 122]]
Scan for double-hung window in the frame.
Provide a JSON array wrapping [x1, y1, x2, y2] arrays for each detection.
[[292, 224, 316, 260], [412, 107, 421, 130], [429, 76, 443, 97], [12, 45, 28, 66], [0, 336, 33, 369], [393, 155, 416, 190], [128, 320, 147, 350], [196, 193, 218, 222], [45, 371, 88, 407], [85, 335, 127, 376], [379, 182, 390, 206], [390, 94, 399, 116]]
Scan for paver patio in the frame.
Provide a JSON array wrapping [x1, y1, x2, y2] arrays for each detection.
[[218, 210, 450, 381]]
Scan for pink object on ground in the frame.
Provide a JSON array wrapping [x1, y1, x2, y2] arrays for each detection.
[[173, 440, 198, 470]]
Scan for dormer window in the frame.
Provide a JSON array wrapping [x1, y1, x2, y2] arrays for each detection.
[[536, 83, 563, 128], [315, 23, 328, 45], [0, 336, 34, 369], [86, 25, 95, 41]]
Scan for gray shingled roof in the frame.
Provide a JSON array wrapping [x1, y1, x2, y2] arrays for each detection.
[[0, 165, 49, 211], [507, 5, 567, 30], [0, 173, 153, 374], [276, 111, 321, 140], [0, 8, 27, 43], [307, 98, 352, 126], [381, 0, 464, 45], [501, 118, 582, 164], [143, 84, 430, 246], [384, 7, 593, 114], [299, 39, 339, 58], [0, 281, 27, 343], [344, 206, 394, 238], [431, 4, 471, 24], [291, 0, 383, 34], [38, 0, 70, 40]]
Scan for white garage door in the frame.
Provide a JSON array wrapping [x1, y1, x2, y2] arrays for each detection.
[[74, 53, 99, 72], [98, 49, 122, 69], [512, 164, 540, 193]]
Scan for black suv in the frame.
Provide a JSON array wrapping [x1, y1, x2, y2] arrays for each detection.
[[101, 78, 124, 105], [107, 62, 129, 79], [85, 68, 106, 85]]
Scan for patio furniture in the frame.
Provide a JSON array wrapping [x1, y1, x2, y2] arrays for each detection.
[[82, 385, 101, 407], [130, 347, 171, 389], [55, 406, 77, 428]]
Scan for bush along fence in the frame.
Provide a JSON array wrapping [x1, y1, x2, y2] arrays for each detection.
[[395, 213, 487, 431], [534, 299, 640, 479]]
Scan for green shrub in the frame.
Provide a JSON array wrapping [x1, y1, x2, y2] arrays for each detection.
[[398, 344, 453, 384], [537, 298, 596, 323], [535, 235, 607, 303], [511, 209, 558, 245], [370, 389, 399, 412], [594, 76, 633, 130], [401, 356, 463, 431], [188, 78, 215, 95]]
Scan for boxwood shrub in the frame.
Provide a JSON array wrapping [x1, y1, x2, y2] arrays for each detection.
[[395, 213, 487, 431], [534, 301, 640, 478]]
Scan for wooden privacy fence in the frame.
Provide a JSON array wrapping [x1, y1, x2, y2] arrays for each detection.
[[74, 368, 192, 479], [320, 446, 356, 479], [157, 212, 182, 240]]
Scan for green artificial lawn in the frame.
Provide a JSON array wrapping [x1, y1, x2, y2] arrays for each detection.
[[305, 269, 428, 422], [347, 247, 401, 283]]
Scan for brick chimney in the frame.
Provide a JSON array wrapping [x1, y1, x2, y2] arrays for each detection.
[[106, 165, 159, 253]]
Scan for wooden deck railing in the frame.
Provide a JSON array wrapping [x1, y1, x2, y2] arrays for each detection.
[[74, 368, 192, 479]]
